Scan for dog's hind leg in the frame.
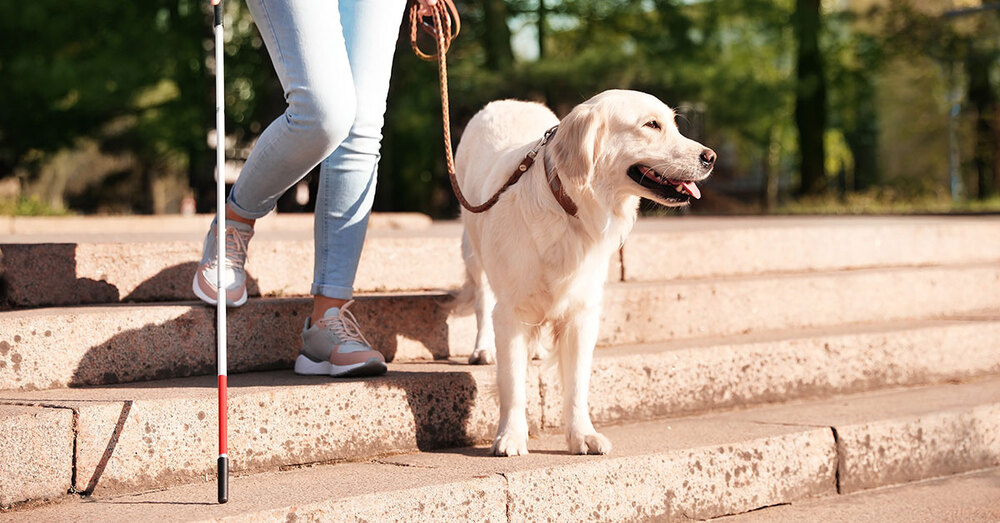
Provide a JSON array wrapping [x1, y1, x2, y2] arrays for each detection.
[[491, 303, 530, 456], [463, 231, 497, 365], [556, 304, 611, 455]]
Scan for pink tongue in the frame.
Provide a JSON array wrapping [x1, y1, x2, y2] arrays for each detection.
[[640, 166, 701, 199], [680, 181, 701, 199]]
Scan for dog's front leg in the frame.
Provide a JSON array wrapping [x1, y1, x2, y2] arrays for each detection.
[[558, 305, 611, 455], [492, 303, 530, 456]]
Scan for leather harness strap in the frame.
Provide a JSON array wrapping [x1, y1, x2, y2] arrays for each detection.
[[544, 152, 579, 217], [508, 126, 578, 218], [409, 0, 578, 218]]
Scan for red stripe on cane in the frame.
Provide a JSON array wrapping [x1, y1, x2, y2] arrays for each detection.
[[218, 374, 228, 455]]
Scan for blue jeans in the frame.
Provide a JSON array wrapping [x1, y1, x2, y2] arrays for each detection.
[[228, 0, 406, 300]]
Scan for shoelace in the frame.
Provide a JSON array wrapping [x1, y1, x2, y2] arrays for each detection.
[[316, 300, 372, 349], [223, 226, 251, 269]]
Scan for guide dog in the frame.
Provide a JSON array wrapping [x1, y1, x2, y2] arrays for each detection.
[[455, 90, 715, 455]]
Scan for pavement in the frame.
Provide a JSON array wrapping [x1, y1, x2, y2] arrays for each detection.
[[715, 468, 1000, 523]]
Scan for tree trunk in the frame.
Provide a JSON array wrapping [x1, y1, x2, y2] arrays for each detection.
[[482, 0, 514, 70], [967, 46, 999, 199], [845, 76, 879, 192], [793, 0, 827, 196]]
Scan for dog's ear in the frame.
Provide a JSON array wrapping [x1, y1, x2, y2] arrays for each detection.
[[550, 103, 607, 189]]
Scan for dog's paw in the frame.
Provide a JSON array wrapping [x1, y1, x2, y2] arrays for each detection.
[[492, 431, 529, 456], [568, 432, 612, 455], [468, 347, 496, 365]]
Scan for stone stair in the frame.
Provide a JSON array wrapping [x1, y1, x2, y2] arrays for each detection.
[[0, 214, 998, 521], [714, 468, 1000, 522], [3, 379, 999, 521]]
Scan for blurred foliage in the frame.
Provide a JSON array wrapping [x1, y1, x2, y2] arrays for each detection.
[[0, 0, 276, 213], [776, 190, 1000, 214], [1, 0, 998, 216], [0, 196, 70, 216]]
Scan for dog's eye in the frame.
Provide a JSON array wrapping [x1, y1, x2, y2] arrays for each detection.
[[644, 120, 661, 130]]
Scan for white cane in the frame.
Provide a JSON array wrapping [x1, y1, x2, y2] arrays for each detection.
[[212, 0, 229, 504]]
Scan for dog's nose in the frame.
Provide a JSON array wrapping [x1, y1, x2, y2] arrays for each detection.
[[699, 149, 716, 169]]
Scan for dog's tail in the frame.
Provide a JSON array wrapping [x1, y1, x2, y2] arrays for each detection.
[[443, 278, 476, 316], [442, 230, 482, 317]]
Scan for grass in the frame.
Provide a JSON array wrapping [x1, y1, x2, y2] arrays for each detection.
[[775, 191, 1000, 215], [0, 197, 72, 216]]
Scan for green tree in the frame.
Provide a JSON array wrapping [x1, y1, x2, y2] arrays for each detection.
[[0, 0, 278, 212], [879, 0, 1000, 200]]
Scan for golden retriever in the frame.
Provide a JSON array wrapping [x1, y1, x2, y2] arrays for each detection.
[[455, 90, 715, 456]]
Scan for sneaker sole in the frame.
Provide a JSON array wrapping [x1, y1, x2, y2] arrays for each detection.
[[294, 354, 388, 378], [192, 275, 248, 307]]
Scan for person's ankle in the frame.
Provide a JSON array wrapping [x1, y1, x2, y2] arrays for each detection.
[[225, 205, 256, 227], [311, 295, 349, 324]]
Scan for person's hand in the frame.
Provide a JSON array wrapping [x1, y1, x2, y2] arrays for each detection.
[[416, 0, 438, 17]]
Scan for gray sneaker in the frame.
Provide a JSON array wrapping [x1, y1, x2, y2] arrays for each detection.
[[294, 300, 387, 377], [192, 219, 254, 307]]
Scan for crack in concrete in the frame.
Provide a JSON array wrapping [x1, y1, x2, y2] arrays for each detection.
[[744, 419, 830, 429], [277, 458, 351, 472], [0, 399, 78, 409], [370, 459, 438, 469], [497, 472, 512, 522], [830, 426, 843, 494], [721, 501, 792, 519]]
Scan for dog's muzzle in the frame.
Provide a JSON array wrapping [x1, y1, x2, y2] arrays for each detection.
[[627, 165, 701, 203]]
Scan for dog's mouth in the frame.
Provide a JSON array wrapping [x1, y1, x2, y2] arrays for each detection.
[[627, 165, 701, 203]]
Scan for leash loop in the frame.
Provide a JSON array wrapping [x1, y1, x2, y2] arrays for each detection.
[[409, 0, 543, 214], [409, 0, 460, 60]]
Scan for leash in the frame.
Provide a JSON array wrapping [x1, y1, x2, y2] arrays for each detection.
[[409, 1, 574, 216]]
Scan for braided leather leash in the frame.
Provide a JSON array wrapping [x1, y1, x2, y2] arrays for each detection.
[[410, 0, 543, 214]]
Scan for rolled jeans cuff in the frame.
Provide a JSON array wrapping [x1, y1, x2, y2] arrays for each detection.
[[226, 194, 274, 220], [311, 283, 354, 301]]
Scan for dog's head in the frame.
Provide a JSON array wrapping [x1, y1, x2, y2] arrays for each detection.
[[550, 90, 715, 208]]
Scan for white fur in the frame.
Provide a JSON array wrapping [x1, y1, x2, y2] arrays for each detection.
[[455, 90, 713, 456]]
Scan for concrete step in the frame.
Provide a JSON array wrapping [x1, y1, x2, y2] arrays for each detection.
[[714, 468, 1000, 522], [3, 216, 997, 309], [0, 224, 471, 309], [2, 263, 998, 391], [624, 215, 1000, 282], [3, 378, 999, 520], [0, 319, 998, 506], [0, 212, 433, 240]]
